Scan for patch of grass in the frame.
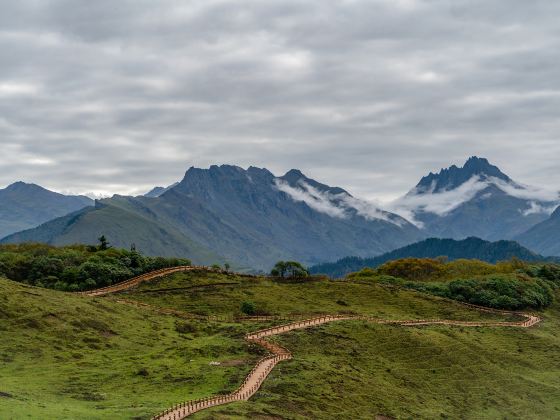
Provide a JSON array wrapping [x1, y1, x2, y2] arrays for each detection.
[[0, 277, 258, 419], [125, 271, 560, 419], [123, 271, 510, 322], [3, 269, 559, 419], [195, 308, 560, 419]]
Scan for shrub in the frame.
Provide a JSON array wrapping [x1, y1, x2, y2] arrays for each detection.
[[270, 261, 309, 278], [444, 274, 553, 310], [377, 258, 447, 281], [346, 268, 377, 279], [240, 301, 256, 316], [175, 321, 197, 334]]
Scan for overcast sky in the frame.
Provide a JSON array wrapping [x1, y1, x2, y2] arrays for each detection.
[[1, 0, 559, 201]]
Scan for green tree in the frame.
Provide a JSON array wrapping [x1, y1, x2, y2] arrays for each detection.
[[98, 235, 110, 251], [270, 261, 309, 278]]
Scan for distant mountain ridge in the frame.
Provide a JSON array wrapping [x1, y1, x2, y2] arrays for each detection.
[[394, 156, 559, 244], [309, 237, 557, 278], [2, 158, 559, 269], [143, 182, 179, 198], [516, 207, 560, 256], [2, 165, 423, 270], [414, 157, 511, 194], [0, 182, 93, 239]]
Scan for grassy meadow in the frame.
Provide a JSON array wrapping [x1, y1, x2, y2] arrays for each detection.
[[0, 277, 260, 419], [1, 266, 559, 419]]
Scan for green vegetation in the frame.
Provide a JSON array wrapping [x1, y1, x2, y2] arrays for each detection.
[[0, 243, 191, 291], [2, 258, 560, 419], [240, 301, 257, 316], [310, 237, 557, 278], [0, 277, 260, 419], [270, 260, 309, 278], [124, 270, 508, 322], [348, 258, 560, 310], [122, 270, 560, 420], [196, 311, 560, 419]]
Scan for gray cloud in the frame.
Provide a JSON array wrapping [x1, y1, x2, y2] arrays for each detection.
[[0, 0, 559, 201]]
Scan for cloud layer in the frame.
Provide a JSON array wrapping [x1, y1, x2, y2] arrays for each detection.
[[1, 1, 560, 199]]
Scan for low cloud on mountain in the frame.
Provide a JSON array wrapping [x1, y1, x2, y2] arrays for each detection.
[[274, 179, 400, 224], [389, 175, 560, 227], [490, 178, 560, 202], [274, 179, 347, 219]]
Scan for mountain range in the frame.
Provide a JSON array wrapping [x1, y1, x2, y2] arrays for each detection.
[[0, 182, 93, 239], [393, 157, 558, 241], [309, 237, 558, 278], [1, 157, 558, 270], [516, 206, 560, 256], [1, 166, 422, 270]]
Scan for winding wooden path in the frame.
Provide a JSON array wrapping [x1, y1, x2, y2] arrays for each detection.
[[78, 266, 542, 420], [80, 265, 219, 297]]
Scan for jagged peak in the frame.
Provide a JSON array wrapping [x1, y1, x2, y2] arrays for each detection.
[[279, 169, 350, 196], [4, 181, 44, 191], [414, 156, 511, 194]]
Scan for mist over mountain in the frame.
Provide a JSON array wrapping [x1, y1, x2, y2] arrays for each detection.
[[309, 237, 556, 278], [2, 165, 423, 270], [0, 182, 93, 239], [391, 157, 559, 241]]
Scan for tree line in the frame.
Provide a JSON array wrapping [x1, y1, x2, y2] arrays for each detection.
[[0, 240, 191, 291]]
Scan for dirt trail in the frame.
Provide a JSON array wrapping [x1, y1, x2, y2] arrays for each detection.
[[77, 266, 541, 420]]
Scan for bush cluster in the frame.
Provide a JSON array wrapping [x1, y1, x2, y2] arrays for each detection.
[[0, 243, 191, 291], [348, 257, 559, 310], [270, 261, 309, 278]]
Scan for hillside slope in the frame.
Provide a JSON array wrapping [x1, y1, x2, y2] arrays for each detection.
[[0, 182, 93, 239], [309, 237, 555, 278], [0, 277, 254, 419], [516, 206, 560, 256], [125, 271, 560, 420], [1, 200, 224, 267]]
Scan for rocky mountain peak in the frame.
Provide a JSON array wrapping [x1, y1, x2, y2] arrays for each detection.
[[279, 169, 350, 196], [414, 156, 511, 194]]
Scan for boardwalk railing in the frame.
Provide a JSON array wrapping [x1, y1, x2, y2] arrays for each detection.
[[151, 311, 540, 419], [73, 265, 541, 419]]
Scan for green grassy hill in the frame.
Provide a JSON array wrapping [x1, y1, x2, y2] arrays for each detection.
[[0, 278, 257, 419], [309, 237, 557, 278], [126, 271, 560, 419], [1, 199, 225, 267], [1, 269, 560, 419]]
